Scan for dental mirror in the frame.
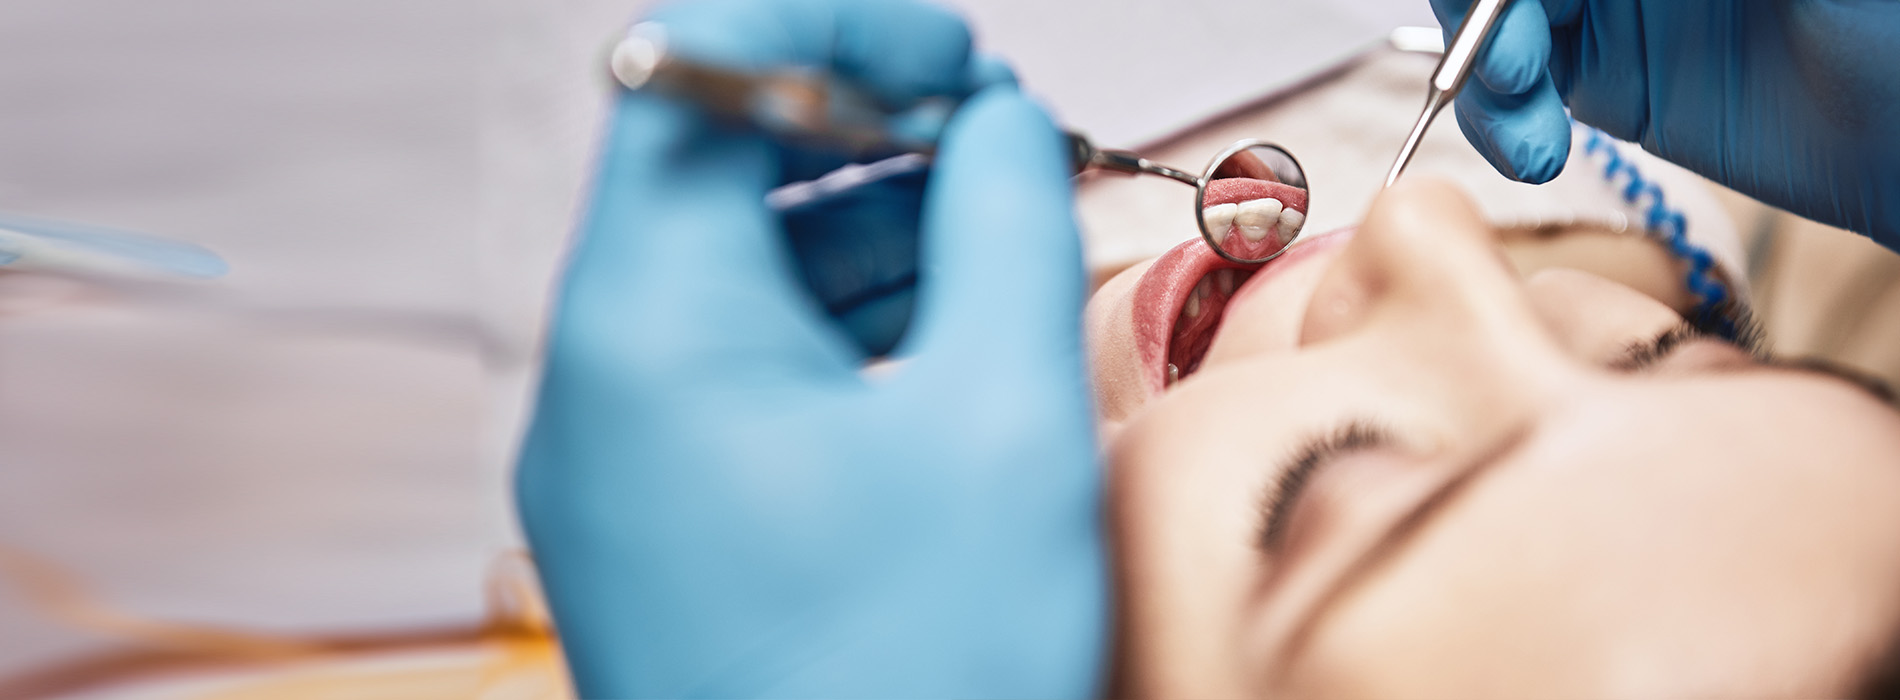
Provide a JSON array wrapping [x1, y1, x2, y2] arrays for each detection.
[[1196, 141, 1309, 264]]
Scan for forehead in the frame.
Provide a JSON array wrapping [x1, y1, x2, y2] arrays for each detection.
[[1280, 373, 1900, 696]]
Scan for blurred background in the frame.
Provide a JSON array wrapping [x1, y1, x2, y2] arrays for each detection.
[[2, 0, 1894, 697]]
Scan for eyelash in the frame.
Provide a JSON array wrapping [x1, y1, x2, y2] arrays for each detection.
[[1615, 319, 1894, 404], [1610, 323, 1707, 371], [1260, 421, 1391, 552]]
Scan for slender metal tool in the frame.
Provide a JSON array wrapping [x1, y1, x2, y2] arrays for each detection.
[[610, 21, 936, 155], [609, 22, 1310, 264], [1383, 0, 1515, 188], [1070, 135, 1200, 186], [610, 21, 1196, 197]]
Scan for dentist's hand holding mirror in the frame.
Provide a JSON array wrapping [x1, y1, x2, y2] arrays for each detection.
[[516, 0, 1105, 697]]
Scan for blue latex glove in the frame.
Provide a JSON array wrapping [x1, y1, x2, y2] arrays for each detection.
[[515, 0, 1106, 696], [1430, 0, 1900, 248]]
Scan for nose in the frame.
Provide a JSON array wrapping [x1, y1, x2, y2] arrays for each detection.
[[1297, 178, 1571, 388]]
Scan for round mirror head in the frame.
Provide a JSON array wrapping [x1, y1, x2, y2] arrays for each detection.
[[1196, 141, 1309, 264]]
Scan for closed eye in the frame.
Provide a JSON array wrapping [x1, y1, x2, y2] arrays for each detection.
[[1609, 321, 1708, 371], [1259, 421, 1392, 552], [1612, 319, 1895, 406]]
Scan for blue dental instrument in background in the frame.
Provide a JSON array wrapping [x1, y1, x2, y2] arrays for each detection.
[[0, 211, 227, 280]]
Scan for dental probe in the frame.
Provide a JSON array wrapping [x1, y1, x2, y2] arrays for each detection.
[[608, 22, 1194, 207], [1383, 0, 1515, 188]]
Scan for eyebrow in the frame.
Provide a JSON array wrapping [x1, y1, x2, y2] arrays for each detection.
[[1717, 300, 1897, 404], [1770, 357, 1899, 406], [1617, 316, 1896, 406]]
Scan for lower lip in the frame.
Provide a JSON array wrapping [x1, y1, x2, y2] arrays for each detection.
[[1130, 229, 1355, 391]]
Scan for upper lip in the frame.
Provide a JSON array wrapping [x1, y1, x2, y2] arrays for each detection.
[[1129, 229, 1352, 392], [1201, 177, 1308, 210]]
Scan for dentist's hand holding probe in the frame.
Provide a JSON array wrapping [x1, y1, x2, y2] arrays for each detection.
[[1429, 0, 1900, 249], [515, 0, 1106, 697]]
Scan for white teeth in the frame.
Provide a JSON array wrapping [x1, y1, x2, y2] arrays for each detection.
[[1235, 198, 1284, 242], [1183, 275, 1217, 319], [1201, 202, 1237, 240], [1279, 208, 1305, 238], [1214, 268, 1236, 294]]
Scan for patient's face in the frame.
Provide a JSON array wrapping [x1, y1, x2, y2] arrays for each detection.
[[1085, 179, 1900, 698]]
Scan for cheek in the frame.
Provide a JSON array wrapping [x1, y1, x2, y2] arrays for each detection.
[[1523, 268, 1682, 364], [1106, 355, 1430, 697], [1086, 259, 1158, 426], [1106, 395, 1293, 698]]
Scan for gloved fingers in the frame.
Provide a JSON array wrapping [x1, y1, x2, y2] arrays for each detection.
[[777, 51, 1016, 183], [1428, 0, 1574, 96], [639, 0, 990, 185], [1543, 0, 1582, 25], [782, 168, 930, 357], [775, 102, 951, 184], [967, 53, 1020, 90], [1451, 76, 1571, 183], [1543, 1, 1651, 147], [554, 92, 859, 387], [647, 0, 977, 107], [762, 51, 1019, 353], [1478, 0, 1551, 95], [900, 86, 1087, 376]]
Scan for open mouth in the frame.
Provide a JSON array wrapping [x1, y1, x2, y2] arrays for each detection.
[[1129, 238, 1257, 392], [1165, 263, 1252, 384], [1131, 181, 1311, 391]]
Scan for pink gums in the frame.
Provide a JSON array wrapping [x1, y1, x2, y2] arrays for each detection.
[[1202, 178, 1309, 260]]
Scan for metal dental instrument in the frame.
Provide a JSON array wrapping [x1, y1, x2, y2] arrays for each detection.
[[609, 22, 1309, 264], [1383, 0, 1515, 188], [610, 22, 1191, 185]]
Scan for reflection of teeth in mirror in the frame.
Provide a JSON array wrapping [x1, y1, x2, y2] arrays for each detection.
[[1201, 202, 1237, 243], [1234, 198, 1284, 242], [1280, 208, 1305, 237]]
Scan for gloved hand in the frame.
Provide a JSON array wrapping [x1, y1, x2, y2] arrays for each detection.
[[515, 0, 1106, 697], [1430, 0, 1900, 248]]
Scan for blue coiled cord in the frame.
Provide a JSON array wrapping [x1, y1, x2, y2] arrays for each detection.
[[1580, 127, 1739, 339]]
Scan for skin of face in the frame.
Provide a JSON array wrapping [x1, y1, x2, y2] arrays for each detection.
[[1086, 178, 1900, 698]]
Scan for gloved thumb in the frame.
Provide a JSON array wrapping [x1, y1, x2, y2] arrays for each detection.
[[901, 86, 1087, 376]]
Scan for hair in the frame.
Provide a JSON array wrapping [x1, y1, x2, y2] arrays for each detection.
[[1861, 624, 1900, 700]]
